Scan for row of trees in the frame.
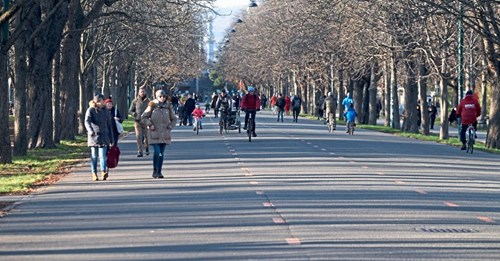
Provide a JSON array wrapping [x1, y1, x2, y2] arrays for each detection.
[[0, 0, 216, 164], [217, 0, 500, 149]]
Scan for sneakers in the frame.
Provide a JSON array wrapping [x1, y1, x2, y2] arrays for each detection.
[[252, 132, 257, 137], [153, 169, 164, 179], [102, 171, 108, 181], [137, 152, 143, 157], [92, 172, 99, 181], [461, 144, 466, 150], [243, 126, 247, 130], [145, 148, 149, 156]]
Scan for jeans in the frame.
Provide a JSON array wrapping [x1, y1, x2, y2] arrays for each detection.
[[152, 143, 167, 173], [277, 110, 284, 122], [90, 146, 107, 173], [292, 108, 300, 121]]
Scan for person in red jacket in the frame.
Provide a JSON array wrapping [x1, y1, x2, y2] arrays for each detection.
[[284, 95, 291, 115], [456, 90, 481, 150], [241, 86, 261, 137]]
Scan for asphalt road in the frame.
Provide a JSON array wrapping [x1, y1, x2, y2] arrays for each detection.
[[1, 111, 499, 260]]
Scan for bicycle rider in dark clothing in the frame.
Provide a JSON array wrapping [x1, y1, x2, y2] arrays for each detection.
[[241, 86, 261, 137], [216, 90, 232, 128]]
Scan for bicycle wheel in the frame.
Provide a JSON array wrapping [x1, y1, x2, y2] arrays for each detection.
[[196, 121, 199, 135]]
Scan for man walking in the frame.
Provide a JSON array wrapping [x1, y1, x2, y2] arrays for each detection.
[[129, 85, 150, 157]]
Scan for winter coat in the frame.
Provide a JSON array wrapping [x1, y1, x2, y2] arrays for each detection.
[[192, 108, 205, 119], [184, 98, 196, 115], [241, 93, 261, 111], [85, 101, 114, 147], [129, 96, 150, 122], [457, 94, 481, 125], [344, 107, 357, 122], [342, 96, 354, 110], [291, 96, 302, 109], [276, 97, 286, 111], [325, 96, 337, 115], [284, 96, 291, 111], [141, 100, 177, 145], [216, 95, 232, 111]]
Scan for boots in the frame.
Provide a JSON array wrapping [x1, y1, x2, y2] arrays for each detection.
[[102, 171, 108, 181], [152, 169, 160, 178], [92, 172, 99, 181]]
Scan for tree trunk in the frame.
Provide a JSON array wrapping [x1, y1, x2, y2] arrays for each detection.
[[368, 62, 380, 125], [338, 69, 345, 121], [353, 79, 364, 124], [0, 44, 12, 163], [390, 52, 400, 129], [384, 59, 391, 127], [13, 10, 28, 156], [439, 74, 449, 140], [59, 0, 83, 141], [418, 61, 430, 135], [402, 55, 419, 133], [52, 46, 61, 143]]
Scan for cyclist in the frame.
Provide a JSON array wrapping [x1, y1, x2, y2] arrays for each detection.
[[216, 90, 232, 129], [344, 103, 357, 133], [342, 92, 354, 111], [456, 90, 481, 150], [191, 104, 205, 131], [241, 86, 261, 137]]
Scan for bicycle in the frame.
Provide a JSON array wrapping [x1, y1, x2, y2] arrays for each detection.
[[465, 124, 475, 154], [194, 116, 202, 135], [247, 112, 254, 142], [347, 120, 355, 135]]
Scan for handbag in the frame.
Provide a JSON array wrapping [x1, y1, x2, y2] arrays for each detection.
[[107, 146, 120, 169], [115, 108, 124, 133]]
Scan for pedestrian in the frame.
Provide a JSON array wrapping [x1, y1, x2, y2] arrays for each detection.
[[129, 85, 150, 157], [428, 100, 437, 129], [270, 93, 278, 115], [291, 94, 302, 122], [104, 98, 123, 146], [211, 92, 219, 118], [284, 95, 291, 115], [241, 86, 261, 137], [316, 95, 326, 120], [171, 94, 179, 114], [260, 94, 267, 110], [276, 93, 286, 122], [184, 94, 196, 126], [141, 90, 177, 178], [325, 92, 338, 130], [85, 94, 114, 181]]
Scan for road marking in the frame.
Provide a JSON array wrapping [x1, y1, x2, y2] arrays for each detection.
[[362, 166, 369, 169], [263, 202, 274, 207], [321, 149, 326, 151], [286, 238, 301, 245], [273, 217, 286, 224], [478, 216, 495, 223], [313, 145, 318, 148], [307, 142, 311, 145], [394, 180, 406, 185], [377, 172, 385, 176], [249, 181, 259, 185], [329, 152, 336, 155], [350, 160, 356, 163], [415, 189, 427, 195], [256, 191, 265, 195], [443, 201, 459, 207]]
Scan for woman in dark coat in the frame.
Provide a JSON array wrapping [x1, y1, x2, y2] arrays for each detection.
[[104, 99, 123, 146], [85, 94, 114, 181]]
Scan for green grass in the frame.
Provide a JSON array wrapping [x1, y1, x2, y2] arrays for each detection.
[[0, 136, 88, 194], [122, 118, 136, 133]]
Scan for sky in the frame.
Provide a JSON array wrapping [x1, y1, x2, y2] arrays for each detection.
[[211, 0, 249, 45]]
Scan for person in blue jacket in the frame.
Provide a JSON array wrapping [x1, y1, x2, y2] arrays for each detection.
[[342, 92, 354, 110], [344, 103, 357, 133]]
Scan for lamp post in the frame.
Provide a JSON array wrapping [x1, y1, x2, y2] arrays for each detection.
[[457, 2, 464, 103]]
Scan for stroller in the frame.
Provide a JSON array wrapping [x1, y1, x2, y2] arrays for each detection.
[[227, 107, 242, 133]]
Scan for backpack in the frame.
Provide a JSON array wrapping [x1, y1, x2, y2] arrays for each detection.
[[107, 146, 121, 169], [292, 97, 301, 109], [448, 108, 457, 123]]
